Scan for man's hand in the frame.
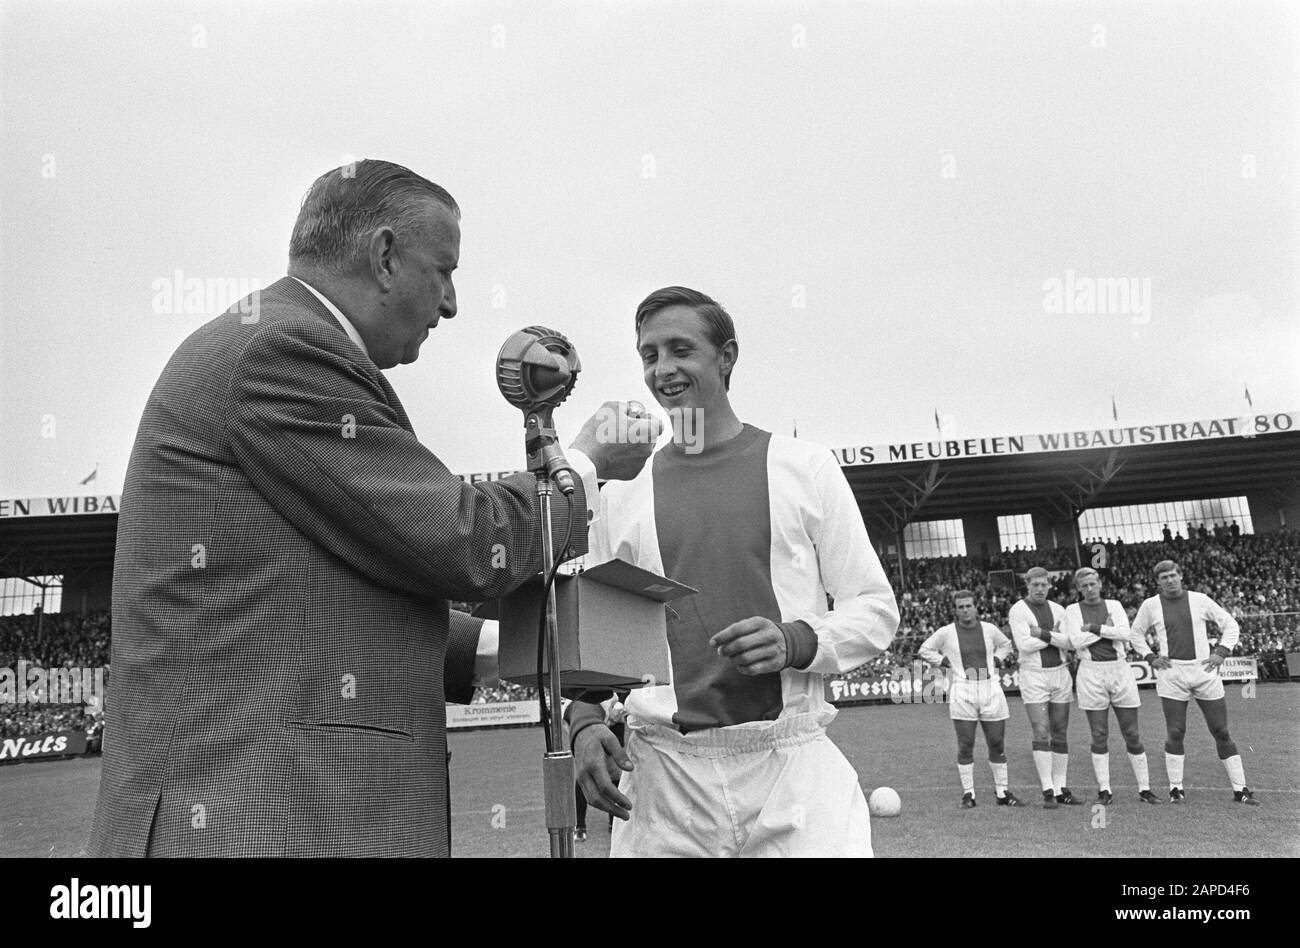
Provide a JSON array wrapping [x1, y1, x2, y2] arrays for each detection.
[[570, 401, 663, 481], [1202, 652, 1226, 672], [710, 617, 788, 676], [573, 724, 634, 821], [1030, 626, 1052, 644], [1150, 654, 1172, 671]]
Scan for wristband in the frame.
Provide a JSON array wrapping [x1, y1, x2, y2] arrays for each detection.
[[780, 620, 819, 670], [566, 700, 607, 748]]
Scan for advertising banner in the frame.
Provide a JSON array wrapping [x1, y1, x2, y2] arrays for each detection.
[[0, 730, 87, 763], [447, 701, 541, 729]]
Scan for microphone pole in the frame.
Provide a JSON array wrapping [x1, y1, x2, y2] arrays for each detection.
[[496, 327, 580, 858], [533, 419, 572, 859]]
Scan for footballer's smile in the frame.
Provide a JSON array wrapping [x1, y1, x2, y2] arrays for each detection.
[[637, 304, 735, 416]]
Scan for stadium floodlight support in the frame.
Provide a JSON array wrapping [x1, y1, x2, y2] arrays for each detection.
[[1043, 449, 1125, 565], [879, 462, 948, 537], [893, 530, 907, 588]]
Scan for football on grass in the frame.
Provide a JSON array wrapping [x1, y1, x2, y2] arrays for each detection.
[[869, 786, 902, 817]]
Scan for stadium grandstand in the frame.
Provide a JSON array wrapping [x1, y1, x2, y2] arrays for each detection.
[[2, 411, 1298, 750]]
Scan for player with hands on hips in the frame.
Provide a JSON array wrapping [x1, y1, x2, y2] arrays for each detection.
[[1131, 560, 1258, 806], [919, 591, 1024, 810]]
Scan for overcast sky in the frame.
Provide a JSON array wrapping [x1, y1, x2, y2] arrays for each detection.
[[1, 0, 1296, 497]]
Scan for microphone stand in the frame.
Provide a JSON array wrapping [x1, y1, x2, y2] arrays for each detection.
[[524, 407, 576, 859]]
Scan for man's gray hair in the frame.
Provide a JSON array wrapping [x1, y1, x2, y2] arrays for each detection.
[[289, 160, 459, 273]]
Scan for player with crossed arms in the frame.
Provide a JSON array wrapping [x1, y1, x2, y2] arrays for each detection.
[[1062, 567, 1163, 806], [1007, 566, 1080, 809]]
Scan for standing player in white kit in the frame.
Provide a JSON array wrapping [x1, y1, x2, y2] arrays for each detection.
[[1131, 560, 1259, 805], [1063, 567, 1163, 806], [920, 592, 1024, 809], [1007, 567, 1080, 809]]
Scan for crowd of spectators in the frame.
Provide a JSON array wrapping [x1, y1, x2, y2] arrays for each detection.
[[1, 610, 111, 741], [1, 706, 103, 745], [472, 681, 537, 704], [1, 531, 1296, 740], [0, 609, 111, 668]]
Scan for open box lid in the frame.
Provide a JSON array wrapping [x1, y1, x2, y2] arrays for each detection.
[[469, 558, 696, 620], [577, 559, 697, 602]]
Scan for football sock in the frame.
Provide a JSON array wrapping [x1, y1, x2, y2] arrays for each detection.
[[958, 763, 975, 794], [1165, 752, 1185, 790], [1129, 752, 1150, 792], [1222, 755, 1246, 792], [990, 761, 1008, 797], [1033, 750, 1053, 791], [1092, 752, 1110, 792], [1051, 752, 1069, 794]]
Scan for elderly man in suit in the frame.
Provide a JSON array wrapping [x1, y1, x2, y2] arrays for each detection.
[[88, 160, 652, 857]]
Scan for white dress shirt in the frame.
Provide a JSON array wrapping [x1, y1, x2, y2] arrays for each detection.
[[293, 277, 369, 359]]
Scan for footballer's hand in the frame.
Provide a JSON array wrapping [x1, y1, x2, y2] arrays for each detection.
[[570, 401, 663, 481], [1150, 655, 1172, 671], [573, 724, 633, 821], [710, 617, 788, 675], [1203, 652, 1226, 672]]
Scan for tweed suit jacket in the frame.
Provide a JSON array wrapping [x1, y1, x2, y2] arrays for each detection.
[[88, 276, 587, 857]]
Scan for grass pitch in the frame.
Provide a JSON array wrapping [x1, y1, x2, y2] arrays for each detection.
[[2, 683, 1295, 858]]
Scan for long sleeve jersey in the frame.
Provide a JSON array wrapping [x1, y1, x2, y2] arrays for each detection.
[[576, 425, 899, 733], [1130, 591, 1240, 661], [918, 621, 1012, 681], [1062, 598, 1151, 661], [1006, 598, 1070, 671]]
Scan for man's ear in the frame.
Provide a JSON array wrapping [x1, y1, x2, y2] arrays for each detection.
[[367, 226, 398, 290], [720, 338, 739, 381]]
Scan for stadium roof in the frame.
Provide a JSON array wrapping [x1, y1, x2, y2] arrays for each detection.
[[842, 427, 1299, 538], [0, 509, 119, 579], [2, 412, 1297, 578]]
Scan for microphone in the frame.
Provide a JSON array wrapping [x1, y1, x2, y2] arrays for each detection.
[[496, 327, 580, 411], [496, 328, 581, 493]]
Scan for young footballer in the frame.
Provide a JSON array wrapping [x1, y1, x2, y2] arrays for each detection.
[[1063, 567, 1163, 805], [920, 592, 1024, 809], [1007, 567, 1079, 808], [1131, 560, 1258, 805], [567, 286, 900, 856]]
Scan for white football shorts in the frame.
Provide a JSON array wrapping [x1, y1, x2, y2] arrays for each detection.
[[948, 679, 1010, 722], [1155, 660, 1226, 703], [609, 709, 872, 858], [1076, 660, 1140, 711], [1018, 664, 1074, 705]]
